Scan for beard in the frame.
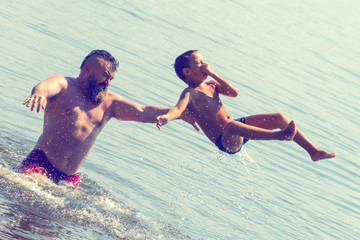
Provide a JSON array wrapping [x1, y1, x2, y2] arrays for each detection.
[[85, 74, 107, 105]]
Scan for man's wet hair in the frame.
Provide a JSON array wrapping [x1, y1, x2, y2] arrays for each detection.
[[80, 50, 119, 72], [174, 50, 198, 82]]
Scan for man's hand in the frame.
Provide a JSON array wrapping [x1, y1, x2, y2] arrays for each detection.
[[23, 91, 47, 113]]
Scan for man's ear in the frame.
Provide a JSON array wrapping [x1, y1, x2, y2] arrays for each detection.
[[182, 68, 190, 77], [83, 64, 92, 76]]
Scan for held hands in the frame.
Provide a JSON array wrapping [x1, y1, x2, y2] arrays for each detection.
[[156, 110, 200, 132], [156, 115, 169, 130], [23, 92, 47, 113]]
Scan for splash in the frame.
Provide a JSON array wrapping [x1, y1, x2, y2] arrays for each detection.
[[0, 137, 190, 240]]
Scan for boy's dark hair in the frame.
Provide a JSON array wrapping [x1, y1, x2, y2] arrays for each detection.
[[80, 50, 119, 72], [174, 50, 198, 82]]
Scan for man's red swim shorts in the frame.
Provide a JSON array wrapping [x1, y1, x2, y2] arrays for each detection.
[[19, 149, 80, 188]]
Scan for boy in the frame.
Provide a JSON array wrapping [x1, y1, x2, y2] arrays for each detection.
[[156, 50, 336, 161]]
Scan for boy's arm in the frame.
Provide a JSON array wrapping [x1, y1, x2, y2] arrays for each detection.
[[23, 75, 68, 112], [156, 89, 192, 130], [202, 63, 239, 97]]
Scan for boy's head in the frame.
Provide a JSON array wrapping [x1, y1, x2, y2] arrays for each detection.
[[174, 50, 199, 82]]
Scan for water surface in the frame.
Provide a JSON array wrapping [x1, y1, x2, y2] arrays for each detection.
[[0, 0, 359, 239]]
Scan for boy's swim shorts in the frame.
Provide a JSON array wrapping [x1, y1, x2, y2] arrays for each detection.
[[215, 117, 249, 154]]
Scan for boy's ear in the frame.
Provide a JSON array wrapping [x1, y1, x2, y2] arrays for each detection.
[[182, 68, 190, 77]]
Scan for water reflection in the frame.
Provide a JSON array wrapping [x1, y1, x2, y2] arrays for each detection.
[[1, 200, 62, 239]]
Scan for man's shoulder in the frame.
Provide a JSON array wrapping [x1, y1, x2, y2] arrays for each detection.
[[49, 75, 71, 82], [55, 77, 80, 95], [105, 91, 122, 100], [103, 92, 126, 107], [63, 77, 78, 86], [64, 76, 75, 81], [49, 76, 75, 91]]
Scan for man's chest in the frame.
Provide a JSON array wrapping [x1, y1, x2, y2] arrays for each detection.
[[66, 106, 105, 128], [46, 97, 111, 137]]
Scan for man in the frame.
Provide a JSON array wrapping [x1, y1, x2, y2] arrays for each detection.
[[20, 50, 198, 188]]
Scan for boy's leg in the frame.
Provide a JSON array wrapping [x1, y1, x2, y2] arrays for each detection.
[[244, 113, 336, 161], [221, 119, 296, 153]]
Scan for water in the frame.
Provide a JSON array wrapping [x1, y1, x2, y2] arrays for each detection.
[[0, 0, 359, 239]]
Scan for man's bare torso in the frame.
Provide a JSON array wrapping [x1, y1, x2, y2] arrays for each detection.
[[187, 83, 233, 143], [35, 77, 113, 175]]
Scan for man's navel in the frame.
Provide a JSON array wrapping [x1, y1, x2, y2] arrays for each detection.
[[65, 108, 71, 115]]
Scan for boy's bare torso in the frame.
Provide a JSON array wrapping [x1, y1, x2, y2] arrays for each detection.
[[187, 82, 233, 143], [34, 77, 114, 175]]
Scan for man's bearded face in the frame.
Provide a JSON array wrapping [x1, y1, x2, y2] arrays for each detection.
[[85, 74, 107, 105]]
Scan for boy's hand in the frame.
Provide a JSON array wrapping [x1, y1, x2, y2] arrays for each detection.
[[156, 115, 169, 130], [201, 63, 216, 77]]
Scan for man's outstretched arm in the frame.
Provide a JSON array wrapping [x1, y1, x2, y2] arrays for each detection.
[[110, 93, 199, 131], [23, 75, 68, 112]]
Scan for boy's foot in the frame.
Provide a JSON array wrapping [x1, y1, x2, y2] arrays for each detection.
[[280, 120, 297, 141], [311, 150, 336, 162]]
